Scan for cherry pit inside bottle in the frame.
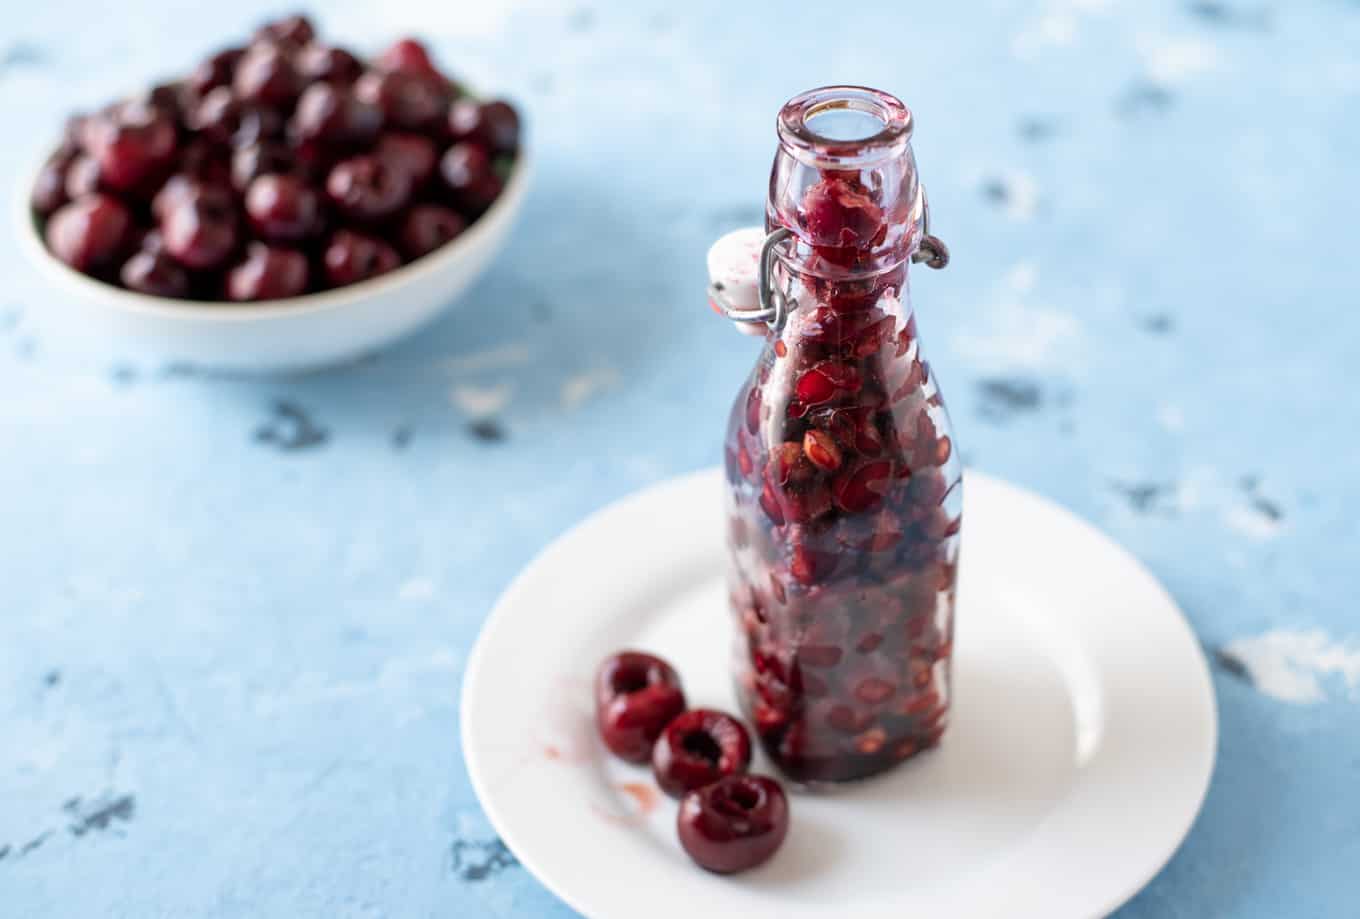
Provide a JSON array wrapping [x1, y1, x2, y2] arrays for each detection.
[[712, 86, 961, 785]]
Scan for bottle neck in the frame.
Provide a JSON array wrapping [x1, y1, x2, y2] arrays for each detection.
[[766, 86, 924, 283]]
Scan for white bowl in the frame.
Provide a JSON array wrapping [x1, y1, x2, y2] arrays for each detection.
[[14, 153, 531, 373]]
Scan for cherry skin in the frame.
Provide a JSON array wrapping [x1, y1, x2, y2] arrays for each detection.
[[448, 99, 520, 155], [799, 174, 884, 249], [45, 194, 131, 272], [439, 143, 503, 215], [63, 154, 102, 200], [178, 139, 233, 186], [375, 133, 437, 187], [594, 651, 686, 764], [191, 89, 286, 149], [253, 14, 315, 48], [87, 102, 177, 194], [245, 173, 321, 242], [188, 47, 244, 98], [152, 175, 233, 222], [295, 43, 363, 85], [677, 775, 789, 874], [354, 69, 448, 132], [398, 204, 466, 259], [374, 38, 441, 78], [231, 142, 295, 191], [290, 83, 382, 147], [322, 229, 402, 287], [120, 250, 190, 298], [233, 43, 302, 110], [32, 149, 75, 216], [225, 242, 309, 300], [651, 709, 752, 798], [161, 194, 239, 271], [832, 460, 894, 514], [325, 155, 412, 222]]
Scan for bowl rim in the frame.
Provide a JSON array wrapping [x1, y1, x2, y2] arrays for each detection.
[[14, 147, 532, 323]]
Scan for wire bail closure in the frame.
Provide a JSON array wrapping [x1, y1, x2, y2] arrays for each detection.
[[707, 188, 948, 331], [708, 227, 792, 331], [912, 188, 950, 270]]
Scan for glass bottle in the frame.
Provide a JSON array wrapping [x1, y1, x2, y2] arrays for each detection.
[[717, 86, 961, 785]]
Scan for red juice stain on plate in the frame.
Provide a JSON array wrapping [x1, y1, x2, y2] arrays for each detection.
[[533, 672, 597, 764], [590, 784, 658, 827], [618, 782, 659, 815]]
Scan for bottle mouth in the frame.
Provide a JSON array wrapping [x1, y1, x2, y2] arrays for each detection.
[[777, 86, 914, 167]]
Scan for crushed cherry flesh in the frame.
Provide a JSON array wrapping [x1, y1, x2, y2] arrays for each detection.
[[724, 107, 962, 784], [594, 651, 687, 764], [677, 774, 789, 874], [29, 16, 520, 303]]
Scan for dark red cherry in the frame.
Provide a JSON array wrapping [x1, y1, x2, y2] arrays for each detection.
[[63, 154, 102, 200], [651, 709, 752, 798], [44, 194, 131, 271], [87, 102, 177, 193], [231, 142, 295, 191], [141, 82, 187, 122], [375, 133, 437, 186], [677, 775, 789, 874], [137, 228, 166, 256], [32, 149, 75, 216], [178, 139, 233, 185], [188, 47, 245, 98], [120, 250, 190, 298], [225, 242, 309, 300], [233, 43, 302, 110], [322, 229, 401, 287], [253, 14, 315, 48], [245, 173, 321, 242], [235, 104, 285, 148], [438, 143, 503, 215], [447, 99, 520, 155], [295, 43, 363, 85], [152, 174, 233, 222], [594, 651, 686, 764], [325, 155, 412, 222], [189, 89, 278, 148], [354, 69, 449, 132], [398, 204, 466, 259], [161, 194, 238, 270], [374, 38, 440, 78], [290, 83, 382, 147]]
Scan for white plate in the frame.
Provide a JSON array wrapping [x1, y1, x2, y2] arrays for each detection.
[[461, 469, 1217, 919]]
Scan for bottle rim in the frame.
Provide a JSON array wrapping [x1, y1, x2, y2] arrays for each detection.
[[776, 86, 914, 167]]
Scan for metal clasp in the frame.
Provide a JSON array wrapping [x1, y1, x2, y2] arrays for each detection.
[[912, 187, 950, 270], [707, 189, 949, 330]]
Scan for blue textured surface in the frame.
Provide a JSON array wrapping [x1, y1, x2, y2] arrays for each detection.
[[2, 1, 1358, 916]]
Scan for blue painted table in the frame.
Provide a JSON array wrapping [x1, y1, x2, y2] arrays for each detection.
[[3, 1, 1357, 916]]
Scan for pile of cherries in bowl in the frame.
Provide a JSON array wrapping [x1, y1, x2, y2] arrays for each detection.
[[595, 650, 790, 875], [29, 14, 520, 302]]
